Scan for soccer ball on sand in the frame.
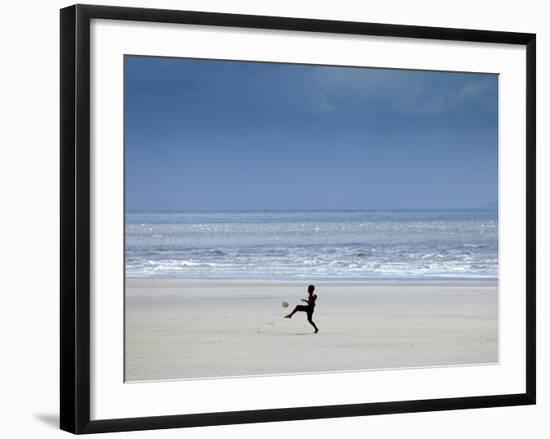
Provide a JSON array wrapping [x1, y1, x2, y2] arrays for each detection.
[[282, 300, 290, 308]]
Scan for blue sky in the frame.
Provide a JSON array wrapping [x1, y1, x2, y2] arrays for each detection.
[[125, 56, 498, 211]]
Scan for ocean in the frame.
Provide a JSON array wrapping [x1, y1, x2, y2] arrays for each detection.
[[125, 210, 498, 281]]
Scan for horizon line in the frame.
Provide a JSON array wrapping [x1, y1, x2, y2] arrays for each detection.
[[125, 207, 498, 213]]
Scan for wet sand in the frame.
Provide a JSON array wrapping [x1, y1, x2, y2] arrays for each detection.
[[125, 280, 498, 381]]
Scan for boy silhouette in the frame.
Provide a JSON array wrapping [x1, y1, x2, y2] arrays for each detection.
[[284, 284, 319, 333]]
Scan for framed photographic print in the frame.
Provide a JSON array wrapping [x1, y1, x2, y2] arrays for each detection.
[[60, 4, 536, 434]]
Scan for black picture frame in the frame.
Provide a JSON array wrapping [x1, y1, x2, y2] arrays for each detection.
[[60, 4, 536, 434]]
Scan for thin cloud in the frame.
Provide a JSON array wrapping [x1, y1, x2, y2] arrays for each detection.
[[311, 91, 334, 112], [391, 77, 496, 114]]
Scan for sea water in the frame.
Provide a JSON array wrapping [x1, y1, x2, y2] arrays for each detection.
[[125, 210, 497, 281]]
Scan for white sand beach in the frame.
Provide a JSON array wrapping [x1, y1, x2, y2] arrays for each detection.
[[125, 280, 497, 382]]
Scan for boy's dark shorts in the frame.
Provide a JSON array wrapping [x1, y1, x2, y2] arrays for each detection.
[[296, 305, 314, 318]]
